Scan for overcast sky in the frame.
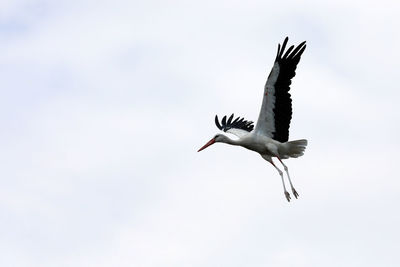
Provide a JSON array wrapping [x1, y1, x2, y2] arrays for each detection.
[[1, 0, 400, 266]]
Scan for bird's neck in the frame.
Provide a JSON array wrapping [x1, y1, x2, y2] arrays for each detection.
[[220, 135, 241, 146]]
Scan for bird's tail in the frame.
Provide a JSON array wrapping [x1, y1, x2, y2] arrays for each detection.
[[285, 139, 308, 158]]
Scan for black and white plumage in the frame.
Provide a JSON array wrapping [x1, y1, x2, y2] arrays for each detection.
[[215, 114, 254, 135], [255, 37, 306, 142], [198, 37, 308, 202]]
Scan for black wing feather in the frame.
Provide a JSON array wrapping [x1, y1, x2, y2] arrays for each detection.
[[272, 37, 306, 142], [227, 114, 234, 125], [222, 115, 227, 126], [215, 115, 222, 130], [282, 45, 294, 59], [215, 114, 254, 133]]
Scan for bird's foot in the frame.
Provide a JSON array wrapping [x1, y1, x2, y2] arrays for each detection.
[[284, 191, 291, 202], [292, 188, 299, 199]]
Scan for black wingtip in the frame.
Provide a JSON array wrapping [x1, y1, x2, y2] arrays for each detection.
[[276, 38, 307, 61], [215, 115, 222, 130], [276, 43, 281, 60], [279, 37, 289, 58], [227, 114, 234, 125], [288, 41, 307, 59], [222, 115, 227, 126], [214, 114, 254, 133], [282, 45, 294, 59]]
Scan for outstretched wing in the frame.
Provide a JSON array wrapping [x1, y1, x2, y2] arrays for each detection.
[[215, 114, 253, 138], [254, 37, 306, 142]]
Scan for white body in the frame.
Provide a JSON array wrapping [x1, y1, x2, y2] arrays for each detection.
[[216, 132, 307, 159]]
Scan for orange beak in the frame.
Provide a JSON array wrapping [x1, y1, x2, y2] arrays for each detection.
[[197, 138, 216, 152]]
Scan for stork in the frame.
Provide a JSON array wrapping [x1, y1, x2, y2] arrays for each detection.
[[198, 37, 307, 202]]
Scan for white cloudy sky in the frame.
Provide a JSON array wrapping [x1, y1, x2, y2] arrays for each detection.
[[1, 0, 399, 266]]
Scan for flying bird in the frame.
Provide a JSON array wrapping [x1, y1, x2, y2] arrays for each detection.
[[198, 37, 307, 202]]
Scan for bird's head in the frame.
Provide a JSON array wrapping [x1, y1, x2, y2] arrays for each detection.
[[197, 134, 226, 152]]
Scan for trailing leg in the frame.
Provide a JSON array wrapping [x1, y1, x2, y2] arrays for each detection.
[[277, 157, 299, 199], [262, 155, 291, 202]]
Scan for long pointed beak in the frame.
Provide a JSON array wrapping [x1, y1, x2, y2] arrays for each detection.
[[197, 138, 216, 152]]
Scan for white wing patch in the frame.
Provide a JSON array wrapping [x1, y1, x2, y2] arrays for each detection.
[[226, 128, 251, 138], [255, 62, 280, 137]]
